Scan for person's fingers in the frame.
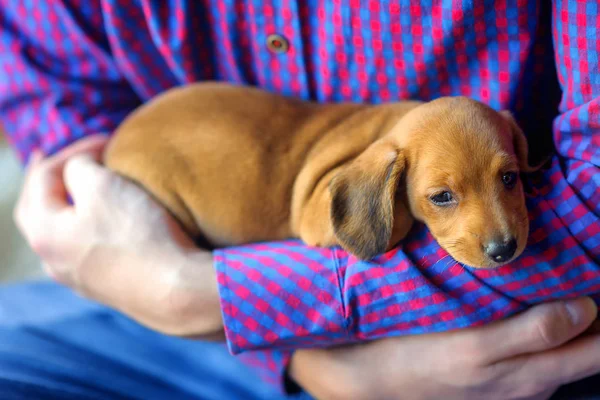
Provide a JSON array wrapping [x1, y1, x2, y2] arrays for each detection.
[[41, 261, 67, 285], [14, 149, 67, 232], [30, 135, 108, 186], [43, 135, 108, 171], [582, 319, 600, 336], [63, 153, 114, 207], [19, 150, 46, 199], [467, 297, 597, 364], [26, 149, 45, 169], [20, 136, 109, 212], [509, 333, 600, 390]]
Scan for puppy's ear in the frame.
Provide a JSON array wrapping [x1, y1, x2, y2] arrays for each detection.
[[329, 140, 405, 260], [500, 110, 541, 173]]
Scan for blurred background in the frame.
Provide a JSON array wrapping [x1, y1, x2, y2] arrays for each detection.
[[0, 133, 42, 282]]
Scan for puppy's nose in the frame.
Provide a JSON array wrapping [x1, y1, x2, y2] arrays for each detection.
[[485, 238, 517, 263]]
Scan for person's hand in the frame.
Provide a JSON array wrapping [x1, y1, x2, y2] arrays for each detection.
[[14, 135, 223, 337], [290, 297, 600, 400]]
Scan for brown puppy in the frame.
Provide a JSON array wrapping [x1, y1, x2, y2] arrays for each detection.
[[104, 82, 534, 269]]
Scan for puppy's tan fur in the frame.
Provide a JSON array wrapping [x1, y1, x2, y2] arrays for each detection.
[[104, 82, 533, 268]]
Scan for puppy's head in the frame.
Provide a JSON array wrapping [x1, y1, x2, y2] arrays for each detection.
[[330, 97, 533, 268]]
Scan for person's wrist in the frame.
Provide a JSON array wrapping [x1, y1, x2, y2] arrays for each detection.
[[159, 247, 224, 338], [289, 348, 369, 400]]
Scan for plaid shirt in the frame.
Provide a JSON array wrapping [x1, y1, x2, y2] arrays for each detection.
[[1, 0, 599, 394]]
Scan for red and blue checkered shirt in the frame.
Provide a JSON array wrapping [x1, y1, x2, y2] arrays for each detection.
[[1, 0, 599, 393]]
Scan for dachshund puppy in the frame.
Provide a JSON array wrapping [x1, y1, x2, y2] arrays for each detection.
[[104, 82, 535, 269]]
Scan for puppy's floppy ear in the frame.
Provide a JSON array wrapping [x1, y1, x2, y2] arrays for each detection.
[[500, 110, 542, 173], [329, 140, 405, 260]]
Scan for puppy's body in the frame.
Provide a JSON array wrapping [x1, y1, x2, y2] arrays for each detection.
[[105, 82, 419, 249], [105, 82, 533, 268]]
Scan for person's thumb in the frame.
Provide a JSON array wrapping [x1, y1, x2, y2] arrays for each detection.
[[63, 154, 114, 207], [475, 297, 598, 363]]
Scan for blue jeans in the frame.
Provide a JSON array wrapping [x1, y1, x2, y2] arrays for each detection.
[[0, 280, 311, 399], [0, 280, 597, 399]]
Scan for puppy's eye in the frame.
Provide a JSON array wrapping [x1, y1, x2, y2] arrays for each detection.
[[430, 191, 454, 206], [502, 172, 518, 189]]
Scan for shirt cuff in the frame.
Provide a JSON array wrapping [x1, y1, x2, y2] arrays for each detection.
[[236, 350, 297, 396], [214, 241, 352, 355]]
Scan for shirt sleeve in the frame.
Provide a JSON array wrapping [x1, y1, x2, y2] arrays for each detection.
[[0, 1, 140, 164], [214, 0, 600, 355], [0, 3, 300, 394]]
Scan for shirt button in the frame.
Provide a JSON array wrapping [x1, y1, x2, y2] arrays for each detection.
[[267, 34, 289, 54]]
